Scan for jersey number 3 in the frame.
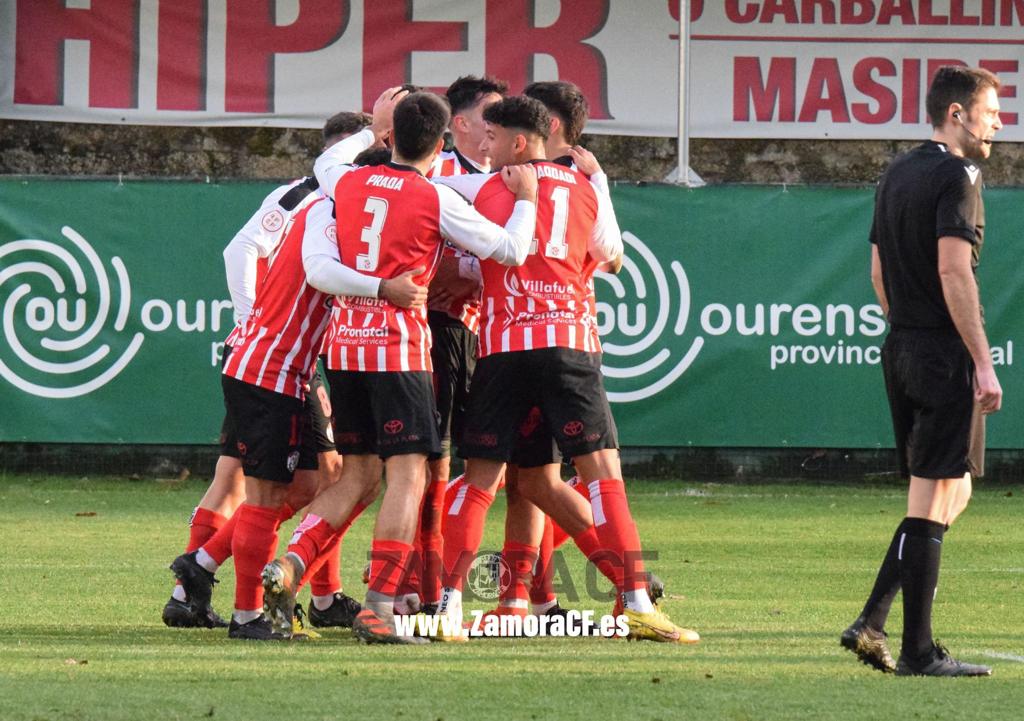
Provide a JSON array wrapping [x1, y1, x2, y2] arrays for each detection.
[[358, 196, 388, 272]]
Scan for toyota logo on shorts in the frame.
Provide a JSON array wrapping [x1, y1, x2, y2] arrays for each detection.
[[562, 420, 584, 437], [384, 419, 404, 435]]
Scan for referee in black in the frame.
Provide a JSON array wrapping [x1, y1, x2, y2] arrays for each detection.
[[841, 66, 1004, 677]]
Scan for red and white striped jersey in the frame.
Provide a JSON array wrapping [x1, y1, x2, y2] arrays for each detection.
[[222, 128, 375, 349], [222, 177, 323, 348], [313, 158, 535, 373], [436, 161, 622, 358], [222, 199, 336, 398], [426, 148, 487, 332]]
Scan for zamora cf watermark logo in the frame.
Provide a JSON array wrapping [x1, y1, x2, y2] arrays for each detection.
[[595, 232, 702, 403], [0, 226, 144, 398]]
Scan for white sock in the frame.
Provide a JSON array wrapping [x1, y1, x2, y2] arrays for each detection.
[[233, 609, 262, 625], [195, 548, 219, 573], [172, 585, 187, 602], [438, 587, 462, 617], [285, 552, 307, 576], [530, 599, 556, 615], [622, 588, 655, 614], [312, 593, 336, 611]]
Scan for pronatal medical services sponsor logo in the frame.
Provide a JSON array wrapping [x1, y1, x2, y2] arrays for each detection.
[[596, 232, 1014, 404], [0, 226, 232, 398]]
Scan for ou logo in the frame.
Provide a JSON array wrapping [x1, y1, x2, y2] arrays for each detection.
[[594, 232, 703, 403], [0, 226, 144, 398]]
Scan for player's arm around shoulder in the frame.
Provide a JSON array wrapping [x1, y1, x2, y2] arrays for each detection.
[[435, 165, 538, 266], [937, 236, 1001, 414], [588, 172, 624, 263], [300, 200, 427, 309]]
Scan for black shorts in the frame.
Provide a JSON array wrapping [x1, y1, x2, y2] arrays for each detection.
[[308, 361, 336, 454], [429, 312, 477, 458], [882, 328, 983, 479], [459, 348, 618, 465], [220, 375, 318, 483], [326, 369, 441, 459], [220, 352, 334, 458]]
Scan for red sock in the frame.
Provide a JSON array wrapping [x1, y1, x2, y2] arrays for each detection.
[[187, 507, 227, 553], [201, 510, 240, 565], [551, 477, 592, 550], [573, 523, 623, 590], [368, 539, 414, 598], [529, 517, 556, 606], [441, 484, 495, 590], [419, 479, 447, 605], [500, 541, 538, 609], [287, 513, 338, 571], [588, 479, 646, 592], [302, 501, 369, 596], [231, 504, 282, 611]]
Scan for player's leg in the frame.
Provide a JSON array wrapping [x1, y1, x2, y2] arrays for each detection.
[[350, 371, 439, 644], [540, 348, 697, 643]]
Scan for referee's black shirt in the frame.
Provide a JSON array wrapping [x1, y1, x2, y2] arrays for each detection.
[[869, 140, 984, 331]]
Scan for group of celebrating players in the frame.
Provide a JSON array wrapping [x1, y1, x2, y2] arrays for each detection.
[[162, 76, 696, 645]]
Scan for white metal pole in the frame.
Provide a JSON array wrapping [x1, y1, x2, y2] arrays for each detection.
[[677, 0, 690, 187]]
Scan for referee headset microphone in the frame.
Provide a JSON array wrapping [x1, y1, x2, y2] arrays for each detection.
[[952, 110, 991, 146]]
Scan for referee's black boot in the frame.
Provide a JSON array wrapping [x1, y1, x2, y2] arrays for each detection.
[[895, 643, 992, 677], [840, 616, 896, 673]]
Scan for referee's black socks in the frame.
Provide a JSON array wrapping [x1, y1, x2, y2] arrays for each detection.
[[898, 517, 946, 660], [859, 518, 911, 632]]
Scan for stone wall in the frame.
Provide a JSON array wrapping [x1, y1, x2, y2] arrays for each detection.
[[2, 119, 1023, 185]]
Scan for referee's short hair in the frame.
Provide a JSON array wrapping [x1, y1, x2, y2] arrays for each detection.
[[392, 92, 451, 161], [482, 96, 551, 141], [926, 66, 1001, 128], [322, 111, 371, 143], [524, 81, 588, 145]]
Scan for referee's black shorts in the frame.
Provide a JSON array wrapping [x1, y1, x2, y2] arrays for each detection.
[[882, 328, 984, 480]]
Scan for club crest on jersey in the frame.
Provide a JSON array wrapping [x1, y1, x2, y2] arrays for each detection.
[[262, 210, 284, 232], [286, 450, 300, 472]]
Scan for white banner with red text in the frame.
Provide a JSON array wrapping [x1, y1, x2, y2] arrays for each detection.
[[0, 0, 1021, 139]]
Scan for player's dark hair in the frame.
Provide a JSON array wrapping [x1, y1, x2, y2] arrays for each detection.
[[446, 75, 509, 115], [322, 111, 371, 142], [482, 96, 550, 141], [523, 81, 589, 145], [926, 66, 1001, 128], [353, 147, 392, 167], [392, 92, 451, 161]]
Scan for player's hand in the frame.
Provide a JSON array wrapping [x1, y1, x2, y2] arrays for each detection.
[[380, 267, 428, 309], [502, 164, 538, 202], [370, 86, 409, 140], [568, 145, 601, 177], [974, 364, 1002, 414]]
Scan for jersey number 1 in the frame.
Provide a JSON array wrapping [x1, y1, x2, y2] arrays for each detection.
[[358, 196, 388, 271], [533, 186, 570, 260]]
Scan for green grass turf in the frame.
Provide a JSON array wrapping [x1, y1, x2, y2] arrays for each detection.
[[1, 474, 1022, 721]]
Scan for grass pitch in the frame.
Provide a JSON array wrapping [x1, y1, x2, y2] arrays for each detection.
[[1, 474, 1022, 721]]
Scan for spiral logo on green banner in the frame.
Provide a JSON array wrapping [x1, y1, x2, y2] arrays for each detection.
[[0, 226, 144, 398]]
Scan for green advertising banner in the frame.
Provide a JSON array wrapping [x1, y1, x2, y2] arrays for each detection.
[[0, 180, 1019, 447]]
